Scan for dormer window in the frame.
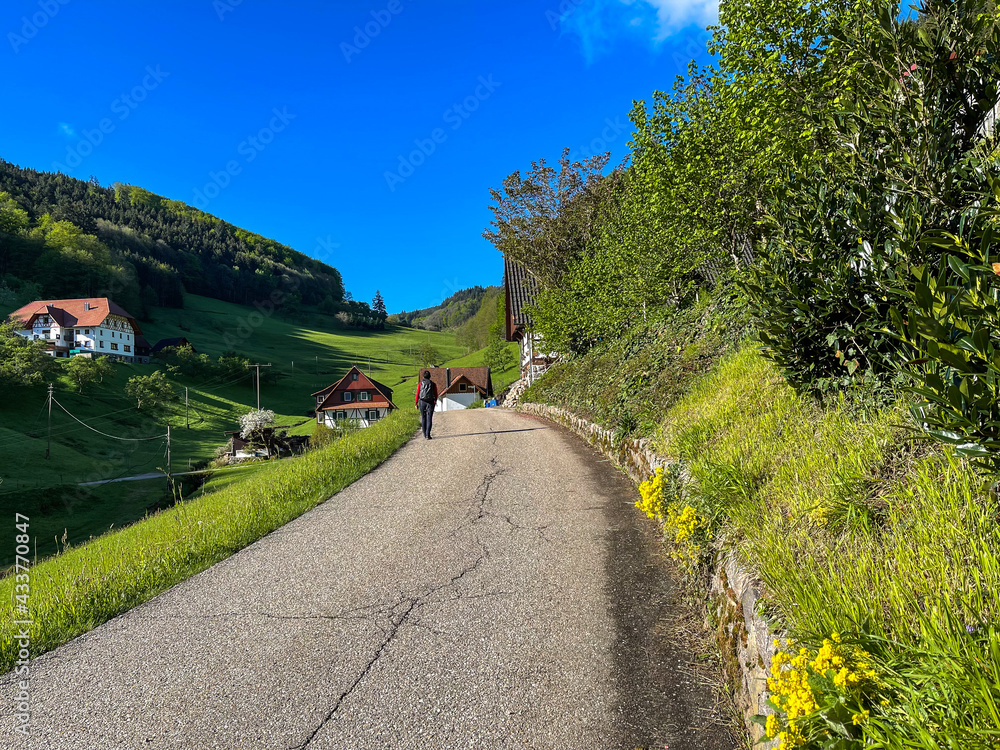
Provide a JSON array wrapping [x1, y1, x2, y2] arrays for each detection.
[[351, 372, 359, 381]]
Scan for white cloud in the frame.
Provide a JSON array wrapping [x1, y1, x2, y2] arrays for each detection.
[[58, 122, 75, 138], [558, 0, 717, 63], [639, 0, 719, 40]]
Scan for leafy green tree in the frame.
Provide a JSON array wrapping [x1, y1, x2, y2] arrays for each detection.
[[484, 149, 618, 290], [65, 356, 101, 393], [0, 321, 56, 386], [745, 0, 1000, 393], [419, 341, 439, 367], [125, 371, 176, 412], [0, 192, 29, 236]]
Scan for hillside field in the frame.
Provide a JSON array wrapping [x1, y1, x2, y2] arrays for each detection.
[[0, 293, 516, 564]]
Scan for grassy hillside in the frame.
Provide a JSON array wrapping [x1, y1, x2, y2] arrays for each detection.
[[0, 293, 468, 564]]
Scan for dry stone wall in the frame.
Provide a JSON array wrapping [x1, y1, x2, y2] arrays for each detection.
[[516, 401, 779, 748]]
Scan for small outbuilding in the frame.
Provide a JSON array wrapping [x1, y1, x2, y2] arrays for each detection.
[[422, 367, 493, 412]]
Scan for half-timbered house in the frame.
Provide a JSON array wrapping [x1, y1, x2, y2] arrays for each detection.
[[314, 365, 397, 429], [8, 297, 142, 363]]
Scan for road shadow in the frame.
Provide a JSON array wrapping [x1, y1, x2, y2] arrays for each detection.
[[432, 427, 548, 440]]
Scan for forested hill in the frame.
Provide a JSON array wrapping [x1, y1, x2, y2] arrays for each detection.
[[389, 285, 500, 330], [0, 159, 346, 318]]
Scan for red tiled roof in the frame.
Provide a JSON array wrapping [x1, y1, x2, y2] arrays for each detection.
[[422, 367, 493, 399], [315, 365, 397, 412], [8, 298, 142, 334]]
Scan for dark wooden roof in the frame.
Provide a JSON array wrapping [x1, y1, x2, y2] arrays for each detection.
[[503, 257, 539, 341]]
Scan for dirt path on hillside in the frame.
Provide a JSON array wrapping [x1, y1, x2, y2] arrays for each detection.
[[1, 408, 737, 750]]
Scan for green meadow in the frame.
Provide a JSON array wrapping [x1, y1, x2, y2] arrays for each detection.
[[0, 293, 517, 565]]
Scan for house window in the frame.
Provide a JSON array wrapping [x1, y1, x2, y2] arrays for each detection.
[[124, 345, 131, 353], [317, 395, 325, 405], [111, 343, 119, 351], [336, 410, 347, 420], [343, 392, 352, 402], [85, 329, 90, 334], [360, 391, 369, 401], [352, 373, 359, 381], [367, 410, 379, 422], [459, 383, 467, 392], [100, 342, 105, 349], [42, 329, 50, 337]]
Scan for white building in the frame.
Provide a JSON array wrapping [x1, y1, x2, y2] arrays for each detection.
[[422, 367, 493, 412], [504, 258, 556, 385], [8, 298, 142, 363]]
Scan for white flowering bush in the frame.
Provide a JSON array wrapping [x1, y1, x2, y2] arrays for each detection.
[[239, 408, 275, 440]]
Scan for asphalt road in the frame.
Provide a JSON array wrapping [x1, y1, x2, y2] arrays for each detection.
[[2, 408, 736, 750]]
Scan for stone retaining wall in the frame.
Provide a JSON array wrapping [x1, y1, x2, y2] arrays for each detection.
[[517, 402, 778, 748]]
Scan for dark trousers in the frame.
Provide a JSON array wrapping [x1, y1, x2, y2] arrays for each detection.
[[419, 400, 434, 437]]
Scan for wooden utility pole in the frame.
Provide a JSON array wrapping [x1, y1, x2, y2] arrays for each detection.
[[46, 383, 53, 459], [185, 387, 189, 429], [166, 425, 171, 479], [247, 363, 272, 410]]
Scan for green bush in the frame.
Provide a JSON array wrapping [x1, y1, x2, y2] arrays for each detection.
[[893, 205, 1000, 471]]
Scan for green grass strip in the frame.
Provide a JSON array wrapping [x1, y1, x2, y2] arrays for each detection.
[[0, 409, 419, 674]]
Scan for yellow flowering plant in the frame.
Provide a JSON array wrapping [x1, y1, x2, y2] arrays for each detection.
[[756, 633, 885, 749], [636, 465, 710, 574]]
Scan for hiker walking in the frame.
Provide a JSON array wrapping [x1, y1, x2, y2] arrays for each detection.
[[415, 370, 438, 439]]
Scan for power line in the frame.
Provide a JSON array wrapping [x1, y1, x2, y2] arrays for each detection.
[[51, 397, 167, 442]]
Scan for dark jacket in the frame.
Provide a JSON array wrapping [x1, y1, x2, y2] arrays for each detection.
[[415, 378, 438, 406]]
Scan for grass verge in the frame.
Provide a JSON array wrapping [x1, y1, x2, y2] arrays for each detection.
[[656, 346, 1000, 748], [0, 408, 418, 674], [527, 339, 1000, 748]]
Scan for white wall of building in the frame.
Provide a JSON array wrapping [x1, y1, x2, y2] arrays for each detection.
[[15, 313, 137, 361], [436, 392, 481, 412], [320, 407, 390, 429]]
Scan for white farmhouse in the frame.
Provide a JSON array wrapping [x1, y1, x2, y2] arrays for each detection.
[[8, 297, 142, 363], [423, 367, 493, 412], [504, 258, 555, 385]]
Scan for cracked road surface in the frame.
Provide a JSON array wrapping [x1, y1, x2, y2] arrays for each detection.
[[1, 409, 736, 750]]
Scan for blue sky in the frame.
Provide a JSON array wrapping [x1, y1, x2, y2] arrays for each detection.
[[1, 0, 716, 313]]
